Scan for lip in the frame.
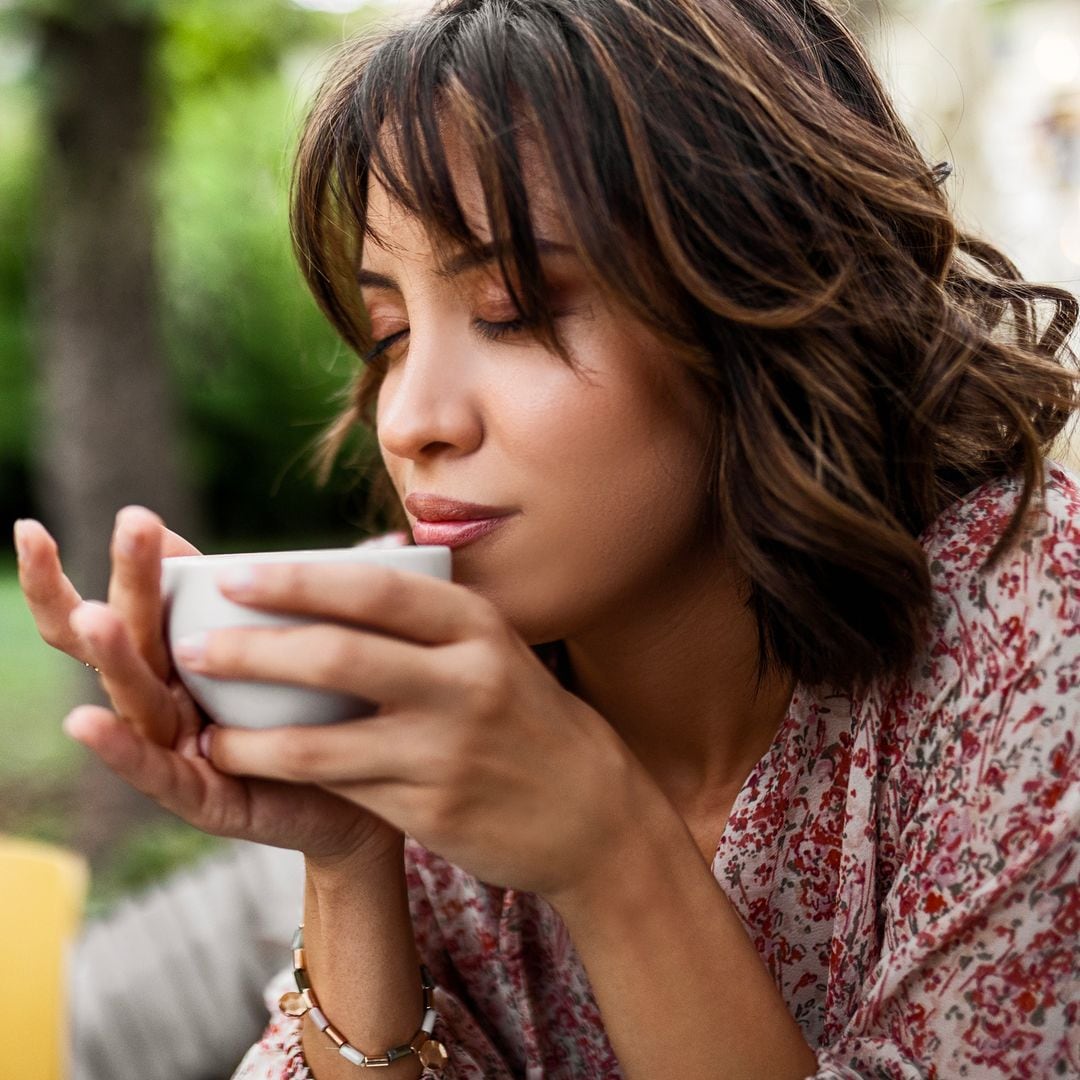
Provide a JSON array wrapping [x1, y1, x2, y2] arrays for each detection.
[[404, 493, 515, 521], [405, 492, 517, 551], [411, 517, 511, 549]]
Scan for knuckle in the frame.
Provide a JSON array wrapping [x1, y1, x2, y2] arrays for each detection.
[[92, 613, 126, 652], [442, 753, 475, 792], [412, 740, 461, 784], [310, 629, 355, 685], [366, 567, 404, 611], [469, 599, 505, 638], [285, 735, 328, 780], [458, 644, 509, 711], [276, 563, 307, 600], [204, 630, 240, 671], [422, 783, 463, 827]]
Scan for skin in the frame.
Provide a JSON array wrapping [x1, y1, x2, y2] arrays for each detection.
[[15, 129, 813, 1077], [14, 511, 393, 864]]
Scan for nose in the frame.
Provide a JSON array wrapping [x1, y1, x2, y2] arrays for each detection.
[[375, 328, 484, 463]]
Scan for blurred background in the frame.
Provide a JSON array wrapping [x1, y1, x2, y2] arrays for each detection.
[[0, 0, 1077, 1076], [0, 0, 415, 903]]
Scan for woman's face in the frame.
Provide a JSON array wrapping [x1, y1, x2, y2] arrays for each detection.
[[365, 139, 715, 644]]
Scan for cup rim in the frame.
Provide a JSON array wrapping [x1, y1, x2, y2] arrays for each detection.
[[162, 545, 449, 569]]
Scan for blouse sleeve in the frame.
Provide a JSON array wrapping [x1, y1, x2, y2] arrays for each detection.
[[813, 472, 1080, 1078]]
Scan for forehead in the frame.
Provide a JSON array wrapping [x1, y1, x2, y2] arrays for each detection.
[[363, 119, 567, 262]]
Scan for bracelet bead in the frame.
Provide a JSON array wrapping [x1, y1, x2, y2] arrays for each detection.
[[419, 1039, 450, 1069], [279, 992, 306, 1018], [341, 1045, 367, 1066]]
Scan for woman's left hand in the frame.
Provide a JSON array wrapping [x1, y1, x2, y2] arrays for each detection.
[[189, 561, 659, 903]]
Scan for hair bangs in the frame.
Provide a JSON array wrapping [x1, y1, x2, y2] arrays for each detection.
[[295, 6, 601, 383]]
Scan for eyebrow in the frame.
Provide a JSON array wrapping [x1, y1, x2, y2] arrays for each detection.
[[356, 238, 574, 291]]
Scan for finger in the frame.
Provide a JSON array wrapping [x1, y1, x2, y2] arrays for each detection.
[[217, 561, 491, 645], [64, 706, 355, 848], [204, 713, 411, 784], [161, 526, 201, 559], [108, 506, 171, 679], [176, 623, 443, 706], [62, 705, 213, 820], [14, 518, 90, 662], [354, 531, 408, 549], [70, 600, 179, 746]]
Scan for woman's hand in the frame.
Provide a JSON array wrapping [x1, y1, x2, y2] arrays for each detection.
[[181, 561, 662, 901], [14, 509, 402, 865]]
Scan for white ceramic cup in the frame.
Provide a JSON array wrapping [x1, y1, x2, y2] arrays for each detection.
[[161, 545, 452, 729]]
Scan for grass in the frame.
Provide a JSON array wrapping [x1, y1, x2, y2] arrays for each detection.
[[85, 820, 224, 918], [0, 560, 79, 780]]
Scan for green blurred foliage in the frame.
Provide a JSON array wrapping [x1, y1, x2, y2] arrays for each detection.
[[0, 0, 392, 902], [159, 0, 315, 87], [0, 74, 38, 523], [0, 0, 385, 548], [157, 30, 369, 546]]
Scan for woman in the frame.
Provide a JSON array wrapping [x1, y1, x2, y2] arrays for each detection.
[[15, 0, 1079, 1076]]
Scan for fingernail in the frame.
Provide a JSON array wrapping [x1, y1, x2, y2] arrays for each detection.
[[115, 526, 138, 559], [198, 724, 216, 759], [13, 519, 29, 563], [217, 566, 256, 596], [62, 708, 92, 741], [113, 510, 141, 558], [174, 631, 207, 665], [355, 531, 408, 549]]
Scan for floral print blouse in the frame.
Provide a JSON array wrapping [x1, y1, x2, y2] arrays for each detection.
[[234, 465, 1079, 1079]]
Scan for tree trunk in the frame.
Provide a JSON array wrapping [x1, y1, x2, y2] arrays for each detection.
[[30, 7, 200, 863]]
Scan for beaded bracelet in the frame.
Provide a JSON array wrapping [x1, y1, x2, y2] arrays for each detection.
[[278, 925, 449, 1072]]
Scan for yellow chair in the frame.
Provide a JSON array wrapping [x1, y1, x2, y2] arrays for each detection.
[[0, 835, 89, 1080]]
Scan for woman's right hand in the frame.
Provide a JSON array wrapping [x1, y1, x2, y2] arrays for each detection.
[[14, 507, 404, 866]]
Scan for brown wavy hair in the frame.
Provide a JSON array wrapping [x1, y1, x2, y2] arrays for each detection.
[[290, 0, 1079, 692]]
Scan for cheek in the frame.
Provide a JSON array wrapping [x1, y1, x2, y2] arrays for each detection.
[[464, 356, 710, 641], [512, 371, 709, 568], [533, 360, 707, 520], [567, 421, 704, 562]]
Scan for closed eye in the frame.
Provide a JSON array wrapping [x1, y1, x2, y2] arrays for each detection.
[[474, 317, 527, 341], [360, 317, 534, 366], [365, 328, 410, 367]]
